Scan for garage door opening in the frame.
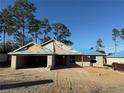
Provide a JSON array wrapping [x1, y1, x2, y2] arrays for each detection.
[[27, 56, 47, 68], [16, 56, 47, 69]]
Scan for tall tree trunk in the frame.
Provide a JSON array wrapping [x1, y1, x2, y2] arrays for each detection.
[[114, 39, 117, 53], [35, 32, 37, 43], [3, 29, 6, 52], [44, 31, 47, 42], [22, 19, 25, 46], [56, 29, 59, 41], [22, 27, 25, 46]]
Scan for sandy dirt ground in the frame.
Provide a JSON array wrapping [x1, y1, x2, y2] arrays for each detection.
[[0, 67, 124, 93]]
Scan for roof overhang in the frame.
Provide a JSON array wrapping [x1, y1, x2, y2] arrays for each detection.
[[55, 54, 85, 56], [8, 49, 53, 55], [84, 54, 107, 56], [8, 53, 53, 56], [55, 52, 106, 56], [107, 56, 124, 58]]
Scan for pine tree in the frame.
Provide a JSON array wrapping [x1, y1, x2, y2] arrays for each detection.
[[52, 23, 73, 45], [12, 0, 37, 46], [112, 28, 120, 53]]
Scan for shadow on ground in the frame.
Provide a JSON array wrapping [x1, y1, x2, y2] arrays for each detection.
[[0, 79, 53, 90]]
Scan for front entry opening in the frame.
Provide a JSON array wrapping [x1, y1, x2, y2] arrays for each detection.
[[55, 56, 67, 66]]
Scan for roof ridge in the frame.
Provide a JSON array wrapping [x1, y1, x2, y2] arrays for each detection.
[[41, 39, 55, 46]]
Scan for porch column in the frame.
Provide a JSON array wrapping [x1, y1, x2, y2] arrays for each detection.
[[11, 55, 17, 69], [47, 55, 55, 70], [81, 56, 84, 67]]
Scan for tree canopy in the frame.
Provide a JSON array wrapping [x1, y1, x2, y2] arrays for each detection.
[[0, 0, 73, 52], [90, 38, 106, 54], [52, 23, 73, 45]]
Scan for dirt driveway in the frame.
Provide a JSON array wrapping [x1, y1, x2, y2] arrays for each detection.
[[0, 67, 124, 93]]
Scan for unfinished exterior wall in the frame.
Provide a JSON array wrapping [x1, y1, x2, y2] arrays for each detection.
[[82, 56, 91, 66], [54, 43, 67, 52], [11, 56, 28, 69], [75, 56, 83, 66], [66, 55, 104, 67], [55, 41, 77, 52], [82, 56, 104, 67], [42, 40, 78, 53], [94, 56, 104, 67], [47, 55, 55, 69], [43, 42, 54, 52], [28, 45, 43, 50], [11, 56, 17, 69], [66, 56, 83, 66], [107, 57, 124, 65]]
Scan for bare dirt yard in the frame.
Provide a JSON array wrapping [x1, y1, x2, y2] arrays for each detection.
[[0, 67, 124, 93]]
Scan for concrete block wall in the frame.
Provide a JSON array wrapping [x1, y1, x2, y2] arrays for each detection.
[[66, 56, 83, 66], [83, 62, 91, 66], [82, 56, 91, 66], [11, 56, 16, 69], [94, 56, 104, 67], [75, 61, 83, 66], [75, 56, 83, 66], [47, 55, 55, 69], [107, 58, 124, 65], [82, 56, 104, 67], [11, 56, 28, 69]]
